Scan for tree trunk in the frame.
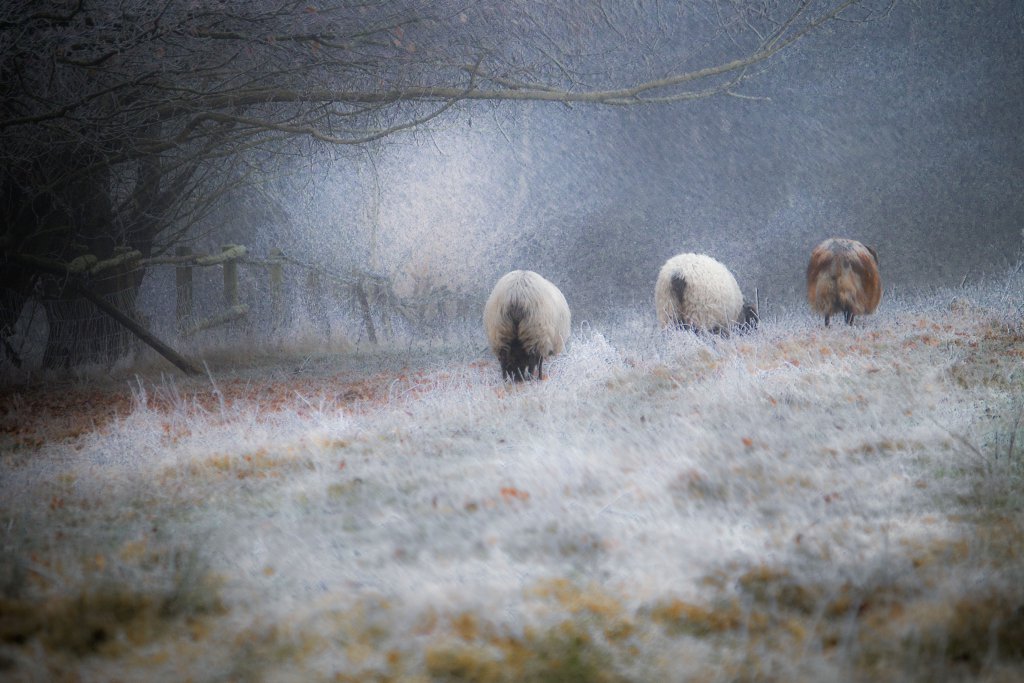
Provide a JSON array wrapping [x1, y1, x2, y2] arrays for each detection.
[[3, 154, 157, 369]]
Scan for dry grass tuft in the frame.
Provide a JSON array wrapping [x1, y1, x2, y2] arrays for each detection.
[[424, 619, 622, 683], [0, 550, 224, 660]]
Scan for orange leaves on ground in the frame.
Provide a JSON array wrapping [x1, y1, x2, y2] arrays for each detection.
[[913, 318, 950, 332], [500, 486, 530, 503], [1, 386, 132, 448], [0, 368, 407, 447], [902, 333, 942, 349], [160, 420, 191, 445], [464, 486, 532, 512]]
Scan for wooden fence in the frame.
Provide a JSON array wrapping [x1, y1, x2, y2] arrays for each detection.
[[164, 245, 419, 343], [9, 244, 475, 374]]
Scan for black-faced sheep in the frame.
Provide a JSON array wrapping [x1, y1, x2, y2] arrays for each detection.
[[483, 270, 571, 381], [806, 238, 882, 326], [655, 253, 758, 333]]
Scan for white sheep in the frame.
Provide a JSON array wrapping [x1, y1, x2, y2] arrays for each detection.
[[483, 270, 571, 381], [654, 253, 758, 333]]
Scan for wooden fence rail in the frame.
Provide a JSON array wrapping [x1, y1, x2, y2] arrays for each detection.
[[151, 244, 417, 343]]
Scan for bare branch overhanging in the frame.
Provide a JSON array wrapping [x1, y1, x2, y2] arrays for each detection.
[[1, 0, 878, 141], [0, 0, 894, 268]]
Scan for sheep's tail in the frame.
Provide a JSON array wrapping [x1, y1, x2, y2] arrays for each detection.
[[670, 274, 687, 307], [808, 255, 853, 314], [498, 301, 537, 381], [826, 258, 854, 310], [663, 274, 699, 331]]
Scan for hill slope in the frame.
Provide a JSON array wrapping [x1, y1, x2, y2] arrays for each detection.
[[1, 285, 1022, 682]]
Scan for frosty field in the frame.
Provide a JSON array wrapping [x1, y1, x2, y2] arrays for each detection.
[[1, 283, 1022, 682]]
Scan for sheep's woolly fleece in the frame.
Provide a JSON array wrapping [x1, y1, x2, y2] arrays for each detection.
[[483, 269, 571, 360], [655, 252, 745, 330], [0, 281, 1022, 682], [807, 237, 883, 321]]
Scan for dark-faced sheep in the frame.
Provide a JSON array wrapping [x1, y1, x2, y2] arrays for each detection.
[[655, 253, 758, 333], [483, 270, 571, 381], [806, 238, 882, 326]]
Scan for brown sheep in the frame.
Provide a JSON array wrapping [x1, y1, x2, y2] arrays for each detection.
[[806, 238, 882, 326]]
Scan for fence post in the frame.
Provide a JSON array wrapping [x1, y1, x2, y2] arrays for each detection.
[[113, 246, 138, 356], [355, 278, 378, 344], [222, 244, 239, 307], [175, 246, 193, 331], [304, 268, 330, 339], [374, 279, 395, 339], [269, 247, 284, 333]]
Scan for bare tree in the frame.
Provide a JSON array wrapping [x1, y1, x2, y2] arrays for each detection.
[[0, 0, 893, 367]]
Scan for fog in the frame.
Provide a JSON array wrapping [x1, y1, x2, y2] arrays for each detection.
[[4, 3, 1024, 678], [197, 0, 1022, 327], [5, 1, 1019, 369]]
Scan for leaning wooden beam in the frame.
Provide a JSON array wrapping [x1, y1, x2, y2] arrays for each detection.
[[71, 283, 202, 376]]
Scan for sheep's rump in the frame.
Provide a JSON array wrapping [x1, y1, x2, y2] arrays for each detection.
[[806, 238, 882, 317], [483, 270, 570, 379], [654, 253, 744, 331]]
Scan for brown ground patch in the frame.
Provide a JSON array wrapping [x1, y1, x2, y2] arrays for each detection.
[[0, 369, 415, 451]]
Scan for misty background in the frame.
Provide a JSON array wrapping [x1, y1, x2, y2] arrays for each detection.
[[163, 0, 1022, 331], [5, 6, 1024, 680], [2, 1, 1021, 372]]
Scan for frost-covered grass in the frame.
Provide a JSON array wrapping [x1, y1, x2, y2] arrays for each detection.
[[1, 278, 1022, 682]]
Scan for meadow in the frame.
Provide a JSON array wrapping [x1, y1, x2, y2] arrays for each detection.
[[1, 275, 1022, 682]]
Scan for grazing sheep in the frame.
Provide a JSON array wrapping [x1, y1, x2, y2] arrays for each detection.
[[806, 238, 882, 326], [655, 253, 757, 333], [483, 270, 571, 381]]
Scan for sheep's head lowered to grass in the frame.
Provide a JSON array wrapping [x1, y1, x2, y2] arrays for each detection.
[[655, 253, 757, 334], [806, 238, 882, 326], [483, 270, 571, 381]]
